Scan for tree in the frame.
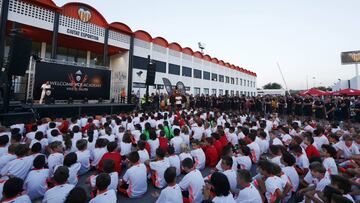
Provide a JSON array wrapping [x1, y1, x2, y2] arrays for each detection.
[[315, 86, 332, 91], [263, 82, 282, 89]]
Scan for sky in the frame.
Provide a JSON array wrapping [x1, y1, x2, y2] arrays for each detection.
[[54, 0, 360, 90]]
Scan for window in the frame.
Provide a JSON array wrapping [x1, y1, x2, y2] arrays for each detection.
[[168, 64, 180, 75], [133, 56, 148, 70], [236, 78, 238, 85], [212, 73, 218, 81], [219, 75, 224, 82], [153, 60, 166, 73], [244, 79, 247, 86], [247, 80, 250, 87], [193, 69, 202, 79], [225, 76, 230, 83], [231, 90, 234, 96], [212, 89, 217, 95], [204, 88, 209, 95], [231, 78, 234, 84], [182, 66, 192, 77], [194, 87, 200, 95], [236, 91, 239, 96], [219, 89, 223, 95], [240, 79, 243, 86], [203, 71, 210, 80]]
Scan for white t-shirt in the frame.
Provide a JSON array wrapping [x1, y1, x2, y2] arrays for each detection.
[[282, 166, 299, 192], [89, 189, 117, 203], [223, 169, 237, 192], [255, 137, 269, 154], [272, 137, 283, 146], [192, 126, 204, 141], [295, 153, 309, 169], [281, 134, 292, 146], [120, 142, 132, 156], [138, 149, 150, 163], [167, 155, 181, 176], [247, 142, 261, 163], [213, 193, 236, 203], [216, 156, 238, 172], [315, 176, 331, 192], [66, 163, 81, 185], [323, 157, 338, 176], [42, 184, 74, 203], [314, 135, 329, 150], [91, 147, 107, 167], [178, 169, 205, 203], [90, 172, 119, 191], [179, 152, 192, 162], [148, 139, 160, 159], [156, 184, 183, 203], [190, 148, 206, 170], [236, 184, 262, 203], [150, 159, 171, 188], [24, 168, 49, 200], [2, 194, 31, 203], [333, 141, 360, 159], [180, 133, 190, 146], [236, 155, 252, 171], [48, 153, 64, 177], [264, 176, 283, 203], [76, 150, 91, 174], [1, 156, 33, 179], [122, 163, 148, 198], [170, 136, 183, 154], [0, 154, 16, 172]]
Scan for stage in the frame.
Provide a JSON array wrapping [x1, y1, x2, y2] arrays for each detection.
[[27, 103, 136, 118], [0, 102, 136, 126]]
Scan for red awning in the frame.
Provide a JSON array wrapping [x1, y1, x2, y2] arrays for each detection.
[[299, 88, 330, 96], [331, 88, 360, 96]]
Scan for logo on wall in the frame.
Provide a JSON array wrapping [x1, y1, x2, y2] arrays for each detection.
[[78, 7, 92, 23], [68, 70, 88, 91]]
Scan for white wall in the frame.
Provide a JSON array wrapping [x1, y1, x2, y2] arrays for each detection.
[[132, 39, 257, 97]]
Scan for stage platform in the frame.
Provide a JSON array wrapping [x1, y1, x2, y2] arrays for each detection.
[[24, 103, 136, 119]]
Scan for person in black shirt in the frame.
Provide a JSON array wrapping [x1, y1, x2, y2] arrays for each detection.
[[294, 96, 303, 117], [303, 96, 313, 118], [265, 97, 272, 114], [278, 96, 286, 115], [342, 97, 351, 120], [255, 97, 263, 113], [354, 97, 360, 122], [325, 98, 336, 121], [286, 96, 294, 115], [313, 97, 324, 119]]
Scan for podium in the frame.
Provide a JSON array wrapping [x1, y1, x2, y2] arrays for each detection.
[[44, 87, 54, 104]]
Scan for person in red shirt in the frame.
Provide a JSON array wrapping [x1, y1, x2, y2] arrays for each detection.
[[203, 137, 219, 168], [218, 129, 229, 148], [98, 141, 121, 173], [58, 117, 69, 134], [158, 130, 169, 153], [304, 134, 321, 160], [212, 133, 223, 156]]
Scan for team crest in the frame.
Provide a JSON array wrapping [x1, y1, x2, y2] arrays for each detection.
[[78, 7, 91, 23]]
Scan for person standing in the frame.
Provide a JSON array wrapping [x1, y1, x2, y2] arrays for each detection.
[[313, 97, 325, 120], [325, 98, 336, 121], [39, 81, 51, 104]]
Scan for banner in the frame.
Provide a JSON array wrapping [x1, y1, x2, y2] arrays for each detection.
[[176, 81, 186, 95], [34, 62, 111, 100], [341, 51, 360, 65], [162, 78, 173, 95]]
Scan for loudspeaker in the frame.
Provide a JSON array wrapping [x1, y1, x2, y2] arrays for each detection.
[[7, 33, 32, 76], [146, 63, 156, 85]]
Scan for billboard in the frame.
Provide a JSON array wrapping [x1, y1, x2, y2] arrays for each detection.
[[341, 51, 360, 65], [34, 62, 111, 100]]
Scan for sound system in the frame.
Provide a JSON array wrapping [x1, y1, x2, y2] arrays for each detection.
[[146, 62, 156, 85], [7, 33, 32, 76]]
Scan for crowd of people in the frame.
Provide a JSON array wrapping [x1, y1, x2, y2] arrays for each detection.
[[0, 97, 360, 202], [142, 93, 360, 122]]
